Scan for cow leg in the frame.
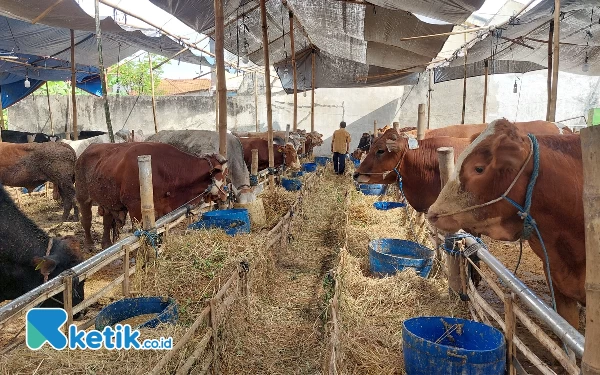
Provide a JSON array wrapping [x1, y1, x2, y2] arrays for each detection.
[[101, 213, 114, 249], [80, 199, 94, 248], [57, 181, 77, 222]]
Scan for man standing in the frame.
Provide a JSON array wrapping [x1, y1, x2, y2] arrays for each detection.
[[331, 121, 351, 175]]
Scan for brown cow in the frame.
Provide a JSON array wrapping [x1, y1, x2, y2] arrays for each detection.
[[427, 119, 584, 328], [0, 142, 78, 221], [304, 131, 324, 155], [239, 137, 301, 171], [76, 143, 228, 249], [354, 129, 470, 212]]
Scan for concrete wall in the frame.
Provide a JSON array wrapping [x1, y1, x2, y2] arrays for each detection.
[[9, 70, 599, 156]]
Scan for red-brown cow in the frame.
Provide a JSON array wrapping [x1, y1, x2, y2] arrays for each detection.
[[304, 131, 324, 155], [405, 121, 566, 139], [427, 119, 584, 328], [76, 143, 228, 249], [354, 129, 470, 212], [239, 137, 301, 171]]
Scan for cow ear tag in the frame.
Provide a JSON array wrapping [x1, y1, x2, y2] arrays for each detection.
[[408, 137, 419, 150]]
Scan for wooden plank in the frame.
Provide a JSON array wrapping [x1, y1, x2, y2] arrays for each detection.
[[505, 293, 516, 375], [63, 275, 74, 330], [122, 244, 131, 297], [0, 283, 66, 329], [73, 267, 135, 314], [175, 328, 213, 375]]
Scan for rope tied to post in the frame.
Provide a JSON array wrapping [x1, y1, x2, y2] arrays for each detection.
[[134, 229, 160, 258], [249, 174, 259, 186]]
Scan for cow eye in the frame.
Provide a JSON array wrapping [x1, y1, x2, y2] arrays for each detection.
[[376, 149, 385, 155], [475, 166, 484, 174]]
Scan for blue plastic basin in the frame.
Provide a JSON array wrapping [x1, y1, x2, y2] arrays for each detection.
[[291, 171, 305, 177], [281, 177, 302, 191], [369, 239, 434, 278], [403, 316, 506, 375], [350, 157, 361, 167], [373, 201, 406, 210], [314, 156, 331, 166], [303, 162, 317, 172], [95, 296, 178, 330], [21, 184, 46, 194], [189, 208, 251, 236], [357, 183, 386, 195]]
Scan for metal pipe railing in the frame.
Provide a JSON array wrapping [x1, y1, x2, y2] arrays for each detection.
[[465, 236, 585, 357]]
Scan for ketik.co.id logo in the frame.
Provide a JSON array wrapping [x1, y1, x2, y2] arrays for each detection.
[[26, 308, 173, 350]]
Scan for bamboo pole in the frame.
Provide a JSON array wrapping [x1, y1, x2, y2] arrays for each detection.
[[32, 0, 64, 24], [214, 0, 228, 157], [393, 121, 400, 131], [438, 148, 459, 290], [461, 35, 468, 125], [259, 0, 274, 185], [148, 53, 159, 134], [417, 104, 426, 140], [94, 0, 115, 143], [45, 82, 54, 136], [399, 26, 490, 41], [70, 29, 78, 140], [289, 12, 298, 132], [251, 149, 259, 183], [483, 59, 488, 123], [373, 120, 377, 139], [505, 293, 516, 375], [137, 155, 156, 230], [311, 49, 315, 133], [581, 125, 600, 375], [427, 69, 432, 129], [122, 244, 131, 297], [0, 96, 4, 143], [548, 0, 560, 122], [254, 72, 259, 132], [546, 20, 554, 121]]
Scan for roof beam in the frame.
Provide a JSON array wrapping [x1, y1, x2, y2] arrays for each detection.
[[32, 0, 64, 24]]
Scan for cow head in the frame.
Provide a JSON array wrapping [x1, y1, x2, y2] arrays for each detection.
[[351, 149, 364, 161], [204, 154, 229, 202], [427, 119, 533, 241], [353, 128, 410, 184], [32, 236, 85, 307], [282, 143, 301, 170]]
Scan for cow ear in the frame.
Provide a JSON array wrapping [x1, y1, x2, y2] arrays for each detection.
[[491, 134, 526, 171], [385, 139, 399, 152], [33, 256, 57, 277]]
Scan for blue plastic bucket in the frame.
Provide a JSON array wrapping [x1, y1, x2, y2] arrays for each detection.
[[357, 183, 386, 195], [303, 162, 317, 172], [369, 239, 434, 278], [351, 158, 361, 167], [403, 316, 506, 375], [21, 184, 46, 194], [189, 208, 251, 236], [314, 156, 331, 166], [95, 296, 178, 330], [291, 171, 305, 177], [281, 177, 302, 191], [373, 201, 406, 210]]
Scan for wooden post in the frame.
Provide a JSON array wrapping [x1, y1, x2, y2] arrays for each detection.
[[0, 96, 4, 143], [254, 72, 259, 132], [483, 59, 489, 123], [63, 275, 73, 330], [259, 0, 274, 184], [301, 140, 306, 156], [289, 11, 298, 132], [122, 244, 131, 297], [548, 0, 560, 122], [393, 121, 400, 132], [504, 293, 517, 375], [461, 36, 468, 125], [437, 147, 454, 188], [27, 135, 34, 143], [285, 123, 290, 144], [310, 49, 315, 133], [94, 0, 115, 143], [546, 20, 554, 122], [581, 126, 600, 375], [251, 149, 259, 177], [148, 53, 159, 134], [214, 0, 228, 157], [438, 147, 456, 284], [417, 104, 426, 140], [210, 298, 220, 374], [70, 29, 78, 140], [137, 155, 156, 230], [45, 82, 54, 136], [373, 120, 377, 139], [427, 69, 433, 129]]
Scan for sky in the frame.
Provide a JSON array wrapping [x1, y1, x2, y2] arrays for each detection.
[[77, 0, 542, 80]]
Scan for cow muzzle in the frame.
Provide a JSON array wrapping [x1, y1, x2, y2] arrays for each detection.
[[353, 173, 370, 183]]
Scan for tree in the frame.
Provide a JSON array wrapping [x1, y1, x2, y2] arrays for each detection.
[[32, 81, 88, 96], [107, 53, 167, 96]]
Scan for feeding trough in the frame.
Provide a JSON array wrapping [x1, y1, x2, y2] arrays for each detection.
[[291, 171, 305, 178], [369, 239, 434, 278], [20, 184, 46, 194], [402, 316, 506, 375], [314, 156, 331, 166], [373, 201, 405, 210], [302, 162, 317, 172], [349, 156, 361, 167], [95, 296, 178, 330], [357, 183, 386, 196], [281, 177, 302, 191], [189, 208, 251, 236]]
